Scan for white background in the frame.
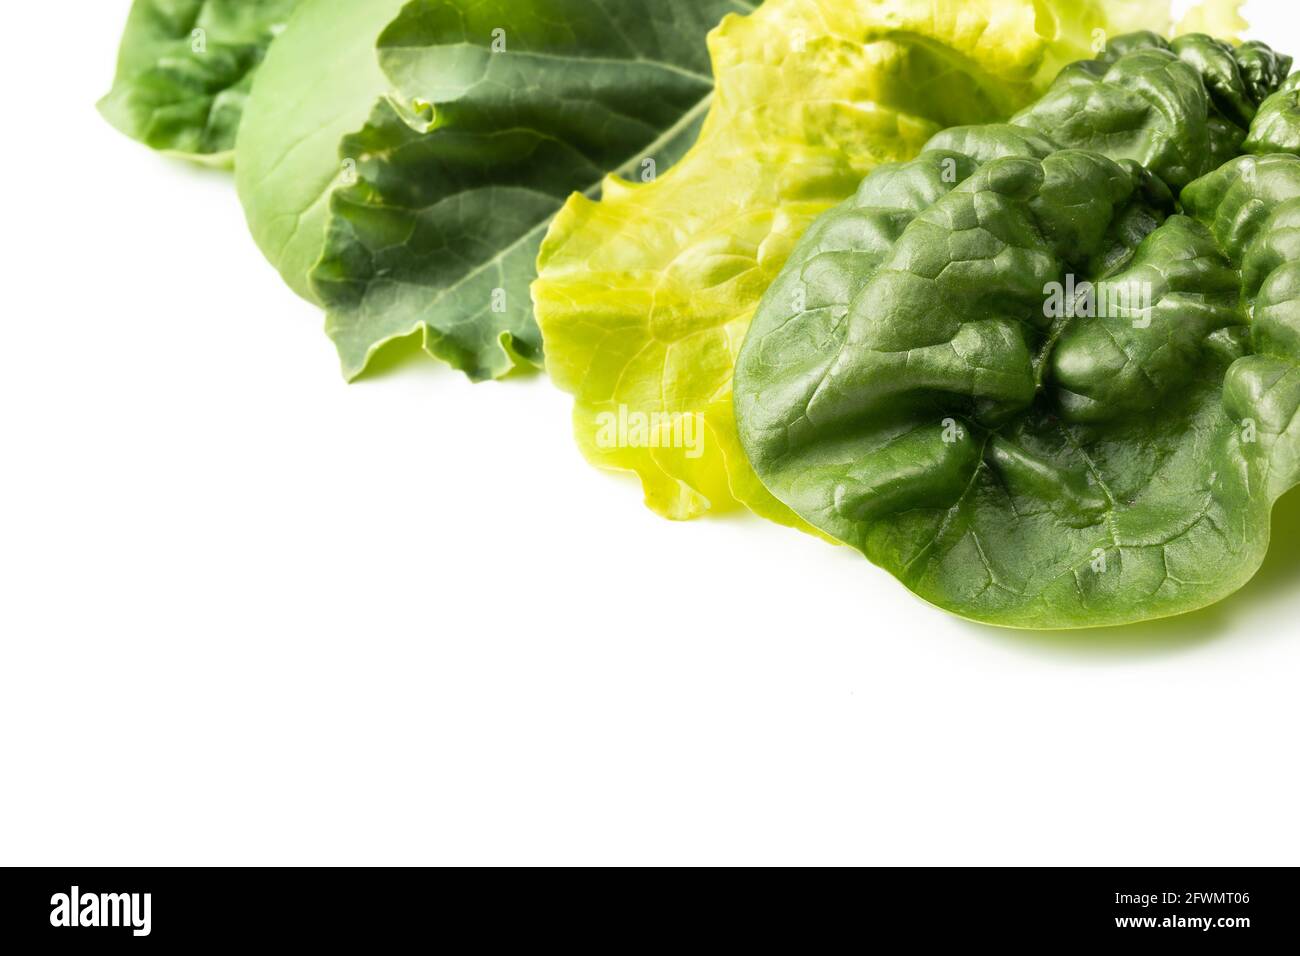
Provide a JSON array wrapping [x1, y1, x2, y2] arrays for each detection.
[[1, 2, 1297, 866]]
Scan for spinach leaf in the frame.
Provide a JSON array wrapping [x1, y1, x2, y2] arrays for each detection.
[[1008, 32, 1291, 189], [734, 35, 1299, 628], [100, 0, 302, 164], [1245, 73, 1300, 154]]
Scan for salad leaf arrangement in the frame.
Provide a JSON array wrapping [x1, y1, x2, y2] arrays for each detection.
[[103, 0, 1300, 630], [237, 0, 756, 381], [531, 0, 1246, 525], [106, 0, 751, 378]]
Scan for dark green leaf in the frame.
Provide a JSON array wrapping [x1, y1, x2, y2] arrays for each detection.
[[735, 36, 1300, 628], [100, 0, 302, 163]]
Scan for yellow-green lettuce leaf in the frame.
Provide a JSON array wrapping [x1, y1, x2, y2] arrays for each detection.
[[532, 0, 1245, 524]]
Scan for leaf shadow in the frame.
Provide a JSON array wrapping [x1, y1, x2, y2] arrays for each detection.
[[961, 487, 1300, 659], [349, 331, 442, 383]]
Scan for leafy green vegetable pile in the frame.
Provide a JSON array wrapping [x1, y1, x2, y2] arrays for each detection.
[[105, 0, 1300, 630]]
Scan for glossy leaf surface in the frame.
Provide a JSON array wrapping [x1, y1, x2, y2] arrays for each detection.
[[735, 36, 1299, 627]]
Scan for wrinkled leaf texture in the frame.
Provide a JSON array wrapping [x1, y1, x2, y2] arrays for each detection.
[[100, 0, 302, 164], [734, 33, 1300, 627]]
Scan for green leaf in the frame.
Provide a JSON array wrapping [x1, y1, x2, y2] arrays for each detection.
[[236, 0, 412, 302], [1244, 73, 1300, 154], [734, 36, 1298, 628], [316, 0, 756, 382], [100, 0, 303, 164], [532, 0, 1215, 522], [1009, 32, 1291, 189]]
